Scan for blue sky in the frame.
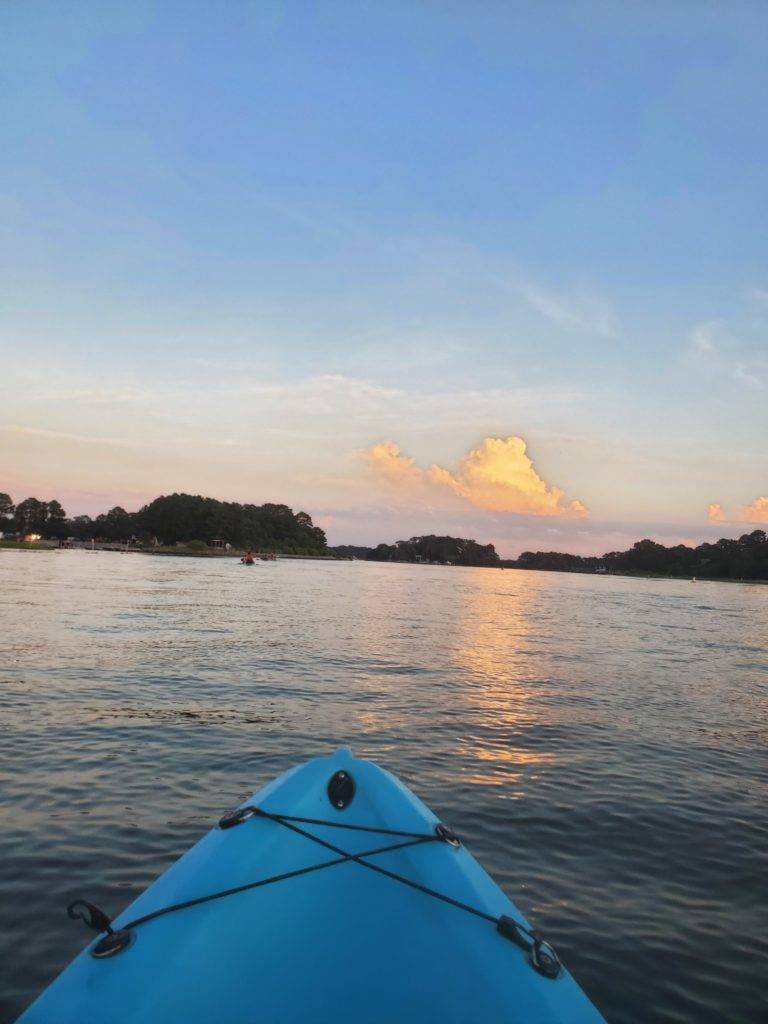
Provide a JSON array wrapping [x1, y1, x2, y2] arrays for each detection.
[[1, 1, 767, 554]]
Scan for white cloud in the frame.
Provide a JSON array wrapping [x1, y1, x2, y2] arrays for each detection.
[[733, 362, 765, 390], [686, 318, 766, 390], [688, 320, 722, 357], [512, 277, 617, 338], [363, 436, 588, 518]]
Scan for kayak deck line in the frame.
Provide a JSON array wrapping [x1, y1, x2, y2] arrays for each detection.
[[244, 806, 562, 979], [68, 833, 436, 958], [20, 749, 608, 1023], [220, 806, 440, 840], [68, 797, 562, 982]]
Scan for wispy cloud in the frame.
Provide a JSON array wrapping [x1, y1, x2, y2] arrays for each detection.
[[2, 371, 582, 453], [429, 242, 618, 339], [745, 286, 768, 306], [512, 277, 617, 338], [1, 424, 133, 446], [733, 362, 765, 390], [688, 320, 722, 358], [27, 386, 152, 405], [686, 318, 767, 390], [363, 436, 587, 518]]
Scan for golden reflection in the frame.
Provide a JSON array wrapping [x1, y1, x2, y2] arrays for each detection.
[[469, 746, 556, 766], [454, 744, 557, 789], [452, 570, 557, 786], [453, 569, 539, 695]]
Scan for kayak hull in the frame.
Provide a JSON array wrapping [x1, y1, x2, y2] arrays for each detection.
[[16, 748, 606, 1023]]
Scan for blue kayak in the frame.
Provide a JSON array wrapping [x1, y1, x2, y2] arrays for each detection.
[[17, 748, 607, 1023]]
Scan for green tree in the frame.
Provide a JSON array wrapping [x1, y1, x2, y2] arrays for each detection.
[[95, 506, 134, 541], [135, 493, 327, 553], [70, 515, 94, 540], [45, 500, 67, 539], [0, 492, 14, 531], [366, 535, 500, 567], [517, 527, 768, 580], [14, 497, 48, 537]]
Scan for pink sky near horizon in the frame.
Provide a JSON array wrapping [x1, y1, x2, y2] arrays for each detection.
[[2, 415, 765, 558]]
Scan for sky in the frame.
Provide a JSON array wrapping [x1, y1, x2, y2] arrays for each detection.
[[1, 1, 767, 556]]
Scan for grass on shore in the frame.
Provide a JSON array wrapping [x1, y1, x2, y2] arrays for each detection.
[[0, 539, 55, 551], [0, 539, 335, 559]]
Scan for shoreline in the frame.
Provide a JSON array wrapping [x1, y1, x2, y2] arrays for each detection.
[[3, 541, 767, 583], [506, 565, 768, 586], [0, 540, 338, 560]]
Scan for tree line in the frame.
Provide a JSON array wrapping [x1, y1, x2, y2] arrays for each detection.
[[331, 535, 501, 567], [0, 492, 327, 555], [4, 489, 765, 577], [332, 530, 768, 578], [514, 532, 768, 580]]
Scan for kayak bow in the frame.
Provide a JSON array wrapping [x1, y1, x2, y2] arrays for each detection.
[[17, 748, 606, 1023]]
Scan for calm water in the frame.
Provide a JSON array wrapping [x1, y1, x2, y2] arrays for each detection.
[[1, 551, 767, 1023]]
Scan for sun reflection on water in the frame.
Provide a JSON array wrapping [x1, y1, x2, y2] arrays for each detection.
[[450, 571, 559, 787]]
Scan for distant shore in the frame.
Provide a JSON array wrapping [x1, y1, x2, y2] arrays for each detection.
[[506, 564, 768, 586], [0, 539, 338, 560], [3, 539, 767, 583]]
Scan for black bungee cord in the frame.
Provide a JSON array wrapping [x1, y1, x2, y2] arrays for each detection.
[[67, 803, 562, 979]]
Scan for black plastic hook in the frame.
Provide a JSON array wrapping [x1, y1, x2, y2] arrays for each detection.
[[435, 823, 461, 847], [67, 899, 132, 958], [67, 899, 113, 935], [219, 805, 259, 829], [530, 935, 562, 979], [496, 915, 562, 979]]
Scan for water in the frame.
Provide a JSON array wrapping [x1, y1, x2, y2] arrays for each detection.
[[1, 550, 766, 1023]]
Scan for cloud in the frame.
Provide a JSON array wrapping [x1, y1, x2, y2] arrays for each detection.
[[1, 423, 133, 446], [707, 496, 768, 524], [361, 442, 424, 487], [733, 363, 765, 390], [746, 286, 768, 306], [3, 371, 582, 461], [738, 496, 768, 523], [363, 436, 588, 518], [688, 321, 721, 358], [686, 319, 767, 389], [26, 386, 152, 405], [511, 277, 617, 338]]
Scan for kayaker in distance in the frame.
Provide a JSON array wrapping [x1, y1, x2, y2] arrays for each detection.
[[241, 550, 255, 565]]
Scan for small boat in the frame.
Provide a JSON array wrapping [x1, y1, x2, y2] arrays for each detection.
[[16, 749, 606, 1023]]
